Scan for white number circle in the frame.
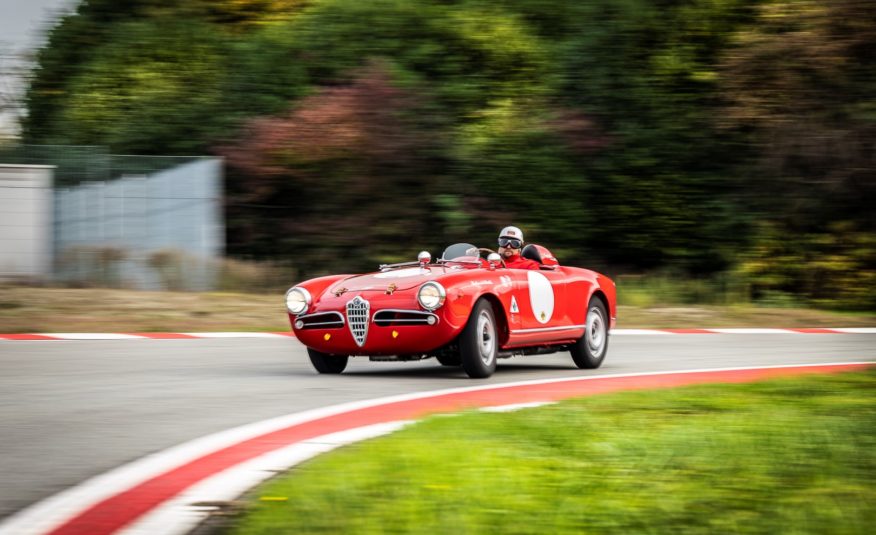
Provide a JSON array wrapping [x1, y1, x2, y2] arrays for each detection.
[[527, 271, 554, 324]]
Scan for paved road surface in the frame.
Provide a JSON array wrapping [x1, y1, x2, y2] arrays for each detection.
[[1, 333, 874, 519]]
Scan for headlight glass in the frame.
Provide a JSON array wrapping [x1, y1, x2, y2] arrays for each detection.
[[417, 282, 446, 310], [285, 287, 311, 315]]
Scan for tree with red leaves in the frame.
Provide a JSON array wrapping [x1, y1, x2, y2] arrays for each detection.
[[220, 61, 452, 271]]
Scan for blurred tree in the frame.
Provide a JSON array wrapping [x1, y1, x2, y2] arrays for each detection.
[[23, 0, 308, 148], [220, 0, 566, 266], [186, 0, 310, 28], [739, 222, 876, 310], [240, 0, 554, 117], [551, 0, 758, 272], [20, 0, 874, 307], [719, 0, 876, 231], [48, 18, 226, 153], [719, 0, 876, 305], [219, 61, 453, 272], [455, 99, 601, 262]]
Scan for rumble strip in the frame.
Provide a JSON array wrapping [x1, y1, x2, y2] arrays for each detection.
[[1, 328, 875, 341], [0, 362, 872, 535]]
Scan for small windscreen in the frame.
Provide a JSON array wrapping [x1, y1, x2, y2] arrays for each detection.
[[441, 243, 478, 261]]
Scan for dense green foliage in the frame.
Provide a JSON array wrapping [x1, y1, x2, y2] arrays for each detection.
[[23, 0, 876, 308], [225, 370, 876, 533]]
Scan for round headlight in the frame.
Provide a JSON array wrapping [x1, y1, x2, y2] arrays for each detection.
[[285, 287, 311, 315], [417, 282, 446, 311]]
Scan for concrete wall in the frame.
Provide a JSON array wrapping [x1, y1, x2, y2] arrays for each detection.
[[0, 165, 54, 280]]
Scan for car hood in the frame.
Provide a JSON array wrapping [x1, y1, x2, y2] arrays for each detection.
[[328, 267, 448, 294]]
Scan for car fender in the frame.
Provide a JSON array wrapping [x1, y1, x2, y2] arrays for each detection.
[[592, 272, 617, 328], [288, 274, 354, 320], [422, 271, 513, 343]]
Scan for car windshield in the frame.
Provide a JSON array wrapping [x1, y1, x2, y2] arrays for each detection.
[[441, 243, 479, 262]]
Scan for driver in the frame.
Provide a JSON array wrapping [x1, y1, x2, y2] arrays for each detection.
[[497, 226, 539, 270]]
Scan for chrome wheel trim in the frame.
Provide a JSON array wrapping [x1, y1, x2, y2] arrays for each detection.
[[586, 306, 606, 356], [477, 310, 496, 365]]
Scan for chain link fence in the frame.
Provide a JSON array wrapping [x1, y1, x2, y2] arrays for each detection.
[[0, 144, 208, 187]]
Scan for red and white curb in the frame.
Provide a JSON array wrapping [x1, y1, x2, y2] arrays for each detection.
[[0, 362, 872, 535], [1, 328, 875, 341], [0, 332, 296, 341], [613, 327, 876, 335]]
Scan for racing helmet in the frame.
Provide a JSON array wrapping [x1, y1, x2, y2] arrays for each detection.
[[498, 225, 524, 242]]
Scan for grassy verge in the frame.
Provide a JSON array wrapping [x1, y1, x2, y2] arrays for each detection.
[[221, 370, 876, 534], [1, 285, 875, 333]]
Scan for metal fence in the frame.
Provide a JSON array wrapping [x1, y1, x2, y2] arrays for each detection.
[[53, 158, 224, 290], [0, 145, 225, 289]]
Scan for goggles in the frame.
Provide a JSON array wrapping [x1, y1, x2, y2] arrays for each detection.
[[498, 237, 522, 249]]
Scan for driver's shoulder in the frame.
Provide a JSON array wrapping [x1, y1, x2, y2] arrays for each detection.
[[507, 258, 540, 270]]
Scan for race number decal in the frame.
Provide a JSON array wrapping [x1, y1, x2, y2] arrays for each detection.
[[527, 271, 554, 324]]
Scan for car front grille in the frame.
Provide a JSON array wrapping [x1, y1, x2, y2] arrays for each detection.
[[372, 310, 438, 326], [296, 312, 344, 329], [346, 296, 370, 347]]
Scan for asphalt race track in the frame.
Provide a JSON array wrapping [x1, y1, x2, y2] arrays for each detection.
[[1, 333, 874, 528]]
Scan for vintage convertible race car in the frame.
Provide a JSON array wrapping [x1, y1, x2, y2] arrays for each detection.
[[285, 243, 616, 378]]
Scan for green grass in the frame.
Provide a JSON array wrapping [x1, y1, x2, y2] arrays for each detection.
[[224, 370, 876, 534], [616, 273, 750, 307]]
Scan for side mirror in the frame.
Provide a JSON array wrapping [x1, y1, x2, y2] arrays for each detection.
[[418, 251, 431, 266], [487, 252, 501, 270]]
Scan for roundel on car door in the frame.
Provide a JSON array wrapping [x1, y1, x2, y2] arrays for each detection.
[[527, 271, 554, 324]]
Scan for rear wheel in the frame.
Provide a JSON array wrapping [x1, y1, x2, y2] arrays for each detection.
[[307, 348, 348, 374], [570, 297, 608, 369], [460, 299, 498, 378]]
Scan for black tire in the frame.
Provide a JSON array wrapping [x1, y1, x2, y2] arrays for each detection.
[[459, 299, 498, 378], [570, 297, 609, 369], [307, 348, 348, 374], [436, 354, 461, 366]]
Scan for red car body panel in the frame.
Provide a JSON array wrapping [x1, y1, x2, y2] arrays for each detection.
[[288, 248, 616, 358]]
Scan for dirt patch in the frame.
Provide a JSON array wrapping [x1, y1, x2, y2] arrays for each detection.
[[1, 286, 874, 333], [0, 286, 289, 333]]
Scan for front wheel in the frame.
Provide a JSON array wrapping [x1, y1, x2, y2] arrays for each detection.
[[459, 299, 498, 378], [570, 298, 609, 369], [308, 348, 348, 374]]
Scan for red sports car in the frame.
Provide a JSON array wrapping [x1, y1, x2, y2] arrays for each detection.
[[285, 243, 616, 378]]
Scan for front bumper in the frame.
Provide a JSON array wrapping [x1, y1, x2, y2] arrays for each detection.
[[291, 307, 461, 355]]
